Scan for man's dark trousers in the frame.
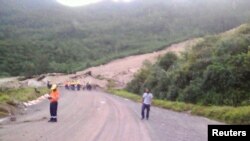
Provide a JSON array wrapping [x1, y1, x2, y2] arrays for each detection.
[[50, 102, 58, 118], [141, 103, 150, 119]]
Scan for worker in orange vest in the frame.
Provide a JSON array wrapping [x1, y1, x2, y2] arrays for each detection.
[[48, 84, 59, 122]]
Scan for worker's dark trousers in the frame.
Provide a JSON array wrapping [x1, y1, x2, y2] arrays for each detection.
[[50, 102, 58, 118], [141, 103, 150, 119]]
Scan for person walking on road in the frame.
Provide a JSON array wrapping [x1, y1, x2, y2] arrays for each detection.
[[48, 84, 60, 122], [47, 81, 52, 89], [86, 82, 92, 90], [141, 88, 153, 120]]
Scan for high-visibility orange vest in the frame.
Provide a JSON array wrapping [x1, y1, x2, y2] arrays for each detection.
[[50, 90, 59, 102]]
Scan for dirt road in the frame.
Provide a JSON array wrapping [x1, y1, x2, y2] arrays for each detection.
[[0, 88, 220, 141]]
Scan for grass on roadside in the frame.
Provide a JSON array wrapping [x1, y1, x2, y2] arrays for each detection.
[[0, 87, 48, 117], [0, 87, 48, 104], [108, 89, 250, 124]]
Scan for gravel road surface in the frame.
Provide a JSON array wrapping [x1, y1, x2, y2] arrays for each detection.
[[0, 88, 221, 141]]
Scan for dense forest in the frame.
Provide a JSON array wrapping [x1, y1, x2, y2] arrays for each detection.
[[127, 23, 250, 106], [1, 0, 250, 76]]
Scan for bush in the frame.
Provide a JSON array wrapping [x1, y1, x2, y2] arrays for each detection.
[[127, 23, 250, 106], [126, 67, 151, 94], [166, 86, 179, 101], [180, 79, 203, 103], [158, 52, 178, 71]]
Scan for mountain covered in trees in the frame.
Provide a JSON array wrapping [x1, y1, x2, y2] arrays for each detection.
[[127, 23, 250, 106], [1, 0, 250, 76]]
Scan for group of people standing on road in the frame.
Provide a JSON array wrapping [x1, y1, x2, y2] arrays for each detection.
[[46, 80, 153, 123], [64, 81, 92, 91], [64, 80, 81, 91]]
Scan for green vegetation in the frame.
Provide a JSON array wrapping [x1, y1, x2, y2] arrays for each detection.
[[127, 23, 250, 106], [109, 89, 141, 102], [109, 89, 250, 124], [0, 87, 48, 104], [1, 0, 250, 76], [0, 87, 48, 116]]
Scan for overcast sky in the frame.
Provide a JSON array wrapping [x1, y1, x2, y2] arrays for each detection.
[[56, 0, 135, 7]]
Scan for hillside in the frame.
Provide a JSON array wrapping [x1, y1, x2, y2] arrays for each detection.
[[127, 23, 250, 106], [0, 39, 196, 90], [1, 0, 250, 76]]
